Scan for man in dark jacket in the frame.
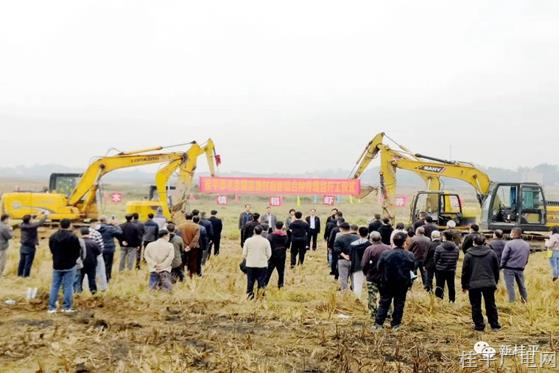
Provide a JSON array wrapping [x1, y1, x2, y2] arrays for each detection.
[[48, 219, 81, 313], [324, 210, 340, 241], [461, 234, 501, 331], [194, 216, 208, 269], [488, 230, 506, 264], [375, 232, 416, 330], [208, 210, 223, 256], [289, 211, 310, 267], [18, 213, 48, 277], [238, 204, 253, 230], [75, 228, 101, 295], [434, 230, 460, 302], [200, 212, 214, 260], [143, 214, 160, 246], [413, 212, 427, 231], [167, 223, 185, 282], [119, 215, 143, 271], [132, 213, 145, 270], [305, 209, 321, 251], [424, 230, 441, 292], [349, 227, 370, 297], [408, 227, 431, 287], [461, 224, 480, 254], [140, 214, 159, 270], [378, 218, 393, 246], [361, 231, 391, 320], [97, 216, 122, 282], [423, 216, 438, 240], [266, 222, 290, 288], [368, 214, 383, 234], [241, 213, 260, 247], [327, 218, 344, 278], [334, 222, 359, 291]]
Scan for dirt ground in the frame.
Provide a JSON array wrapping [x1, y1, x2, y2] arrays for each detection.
[[0, 196, 558, 372], [0, 233, 558, 372]]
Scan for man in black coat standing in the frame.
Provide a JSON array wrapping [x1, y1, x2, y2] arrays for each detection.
[[305, 209, 321, 251], [208, 210, 223, 256], [368, 214, 383, 234], [374, 231, 416, 330], [434, 230, 460, 302], [461, 234, 501, 331], [289, 211, 310, 268], [47, 219, 81, 313]]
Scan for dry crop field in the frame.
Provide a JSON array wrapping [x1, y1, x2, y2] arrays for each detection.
[[0, 188, 558, 372]]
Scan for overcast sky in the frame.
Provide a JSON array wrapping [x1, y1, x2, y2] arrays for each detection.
[[1, 1, 557, 175]]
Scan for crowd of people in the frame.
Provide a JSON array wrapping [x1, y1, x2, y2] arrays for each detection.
[[0, 203, 557, 331], [239, 205, 555, 331], [0, 209, 224, 313]]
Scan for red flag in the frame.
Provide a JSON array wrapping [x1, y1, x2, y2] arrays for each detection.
[[215, 154, 222, 166]]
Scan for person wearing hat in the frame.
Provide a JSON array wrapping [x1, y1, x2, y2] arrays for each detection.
[[434, 230, 460, 302]]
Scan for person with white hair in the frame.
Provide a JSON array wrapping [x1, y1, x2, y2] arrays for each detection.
[[424, 230, 442, 292], [361, 231, 391, 321], [445, 220, 462, 246]]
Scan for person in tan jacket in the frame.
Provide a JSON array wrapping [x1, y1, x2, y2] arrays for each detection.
[[177, 213, 201, 277], [144, 230, 175, 291], [242, 225, 272, 299]]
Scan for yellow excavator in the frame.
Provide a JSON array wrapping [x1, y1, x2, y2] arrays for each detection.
[[1, 139, 218, 221], [126, 140, 218, 220], [351, 132, 559, 232]]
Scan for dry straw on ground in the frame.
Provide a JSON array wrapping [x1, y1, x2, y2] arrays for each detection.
[[0, 200, 558, 372]]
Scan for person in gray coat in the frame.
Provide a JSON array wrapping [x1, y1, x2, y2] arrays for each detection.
[[408, 227, 431, 288], [0, 214, 14, 276], [260, 206, 277, 234], [500, 228, 530, 303]]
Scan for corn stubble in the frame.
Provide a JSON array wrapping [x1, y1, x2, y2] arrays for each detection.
[[0, 201, 557, 372]]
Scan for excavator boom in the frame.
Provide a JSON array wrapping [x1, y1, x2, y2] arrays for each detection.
[[1, 139, 218, 221]]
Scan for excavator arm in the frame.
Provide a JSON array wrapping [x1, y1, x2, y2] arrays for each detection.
[[160, 139, 218, 216], [351, 132, 386, 179], [351, 132, 492, 219], [68, 152, 189, 216], [68, 139, 218, 218]]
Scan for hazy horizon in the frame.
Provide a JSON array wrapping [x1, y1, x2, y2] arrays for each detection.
[[1, 1, 558, 175]]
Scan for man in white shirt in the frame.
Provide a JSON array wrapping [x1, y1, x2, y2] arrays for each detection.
[[242, 225, 272, 299], [305, 209, 321, 251], [144, 230, 175, 292]]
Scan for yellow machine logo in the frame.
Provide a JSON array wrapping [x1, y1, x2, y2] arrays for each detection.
[[417, 165, 445, 173]]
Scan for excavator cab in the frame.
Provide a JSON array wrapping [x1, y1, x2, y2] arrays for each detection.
[[410, 191, 464, 227], [49, 173, 82, 196], [481, 182, 548, 232]]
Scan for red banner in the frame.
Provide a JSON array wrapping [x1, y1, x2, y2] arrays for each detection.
[[199, 176, 361, 196]]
